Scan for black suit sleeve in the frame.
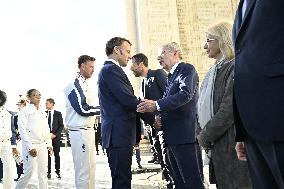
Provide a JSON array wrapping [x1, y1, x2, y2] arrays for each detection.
[[155, 69, 167, 94], [53, 111, 64, 138]]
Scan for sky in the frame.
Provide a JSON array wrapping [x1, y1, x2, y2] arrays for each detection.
[[0, 0, 127, 112]]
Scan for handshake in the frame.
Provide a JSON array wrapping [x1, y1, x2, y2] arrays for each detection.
[[137, 99, 162, 129], [137, 99, 157, 113]]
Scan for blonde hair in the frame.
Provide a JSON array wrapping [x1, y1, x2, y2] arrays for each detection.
[[162, 42, 183, 59], [206, 21, 234, 61]]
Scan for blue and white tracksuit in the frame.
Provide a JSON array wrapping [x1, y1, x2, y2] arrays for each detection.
[[15, 104, 52, 189], [64, 73, 100, 189]]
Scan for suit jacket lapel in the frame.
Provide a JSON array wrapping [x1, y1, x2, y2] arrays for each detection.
[[170, 63, 181, 82], [233, 0, 244, 41], [165, 63, 182, 96], [104, 60, 134, 94], [235, 0, 256, 41]]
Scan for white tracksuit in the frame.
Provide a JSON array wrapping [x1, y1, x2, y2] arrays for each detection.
[[15, 104, 52, 189], [0, 107, 14, 189], [64, 73, 100, 189]]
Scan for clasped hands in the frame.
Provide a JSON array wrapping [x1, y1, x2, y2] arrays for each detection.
[[137, 99, 162, 129], [137, 99, 157, 113]]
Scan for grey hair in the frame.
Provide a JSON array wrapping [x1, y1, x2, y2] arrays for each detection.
[[161, 42, 183, 59]]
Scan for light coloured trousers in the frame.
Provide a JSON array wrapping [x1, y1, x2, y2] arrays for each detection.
[[0, 142, 13, 189], [15, 143, 48, 189], [69, 129, 96, 189]]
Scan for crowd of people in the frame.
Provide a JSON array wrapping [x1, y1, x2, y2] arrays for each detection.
[[1, 1, 284, 189]]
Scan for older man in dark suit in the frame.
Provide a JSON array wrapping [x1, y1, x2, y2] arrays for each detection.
[[233, 0, 284, 188], [98, 37, 154, 189], [137, 42, 204, 189], [45, 98, 64, 179], [131, 53, 174, 187]]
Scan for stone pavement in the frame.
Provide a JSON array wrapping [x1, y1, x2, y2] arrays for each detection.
[[0, 141, 216, 189]]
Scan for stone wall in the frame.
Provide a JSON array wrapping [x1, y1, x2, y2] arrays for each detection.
[[125, 0, 239, 94]]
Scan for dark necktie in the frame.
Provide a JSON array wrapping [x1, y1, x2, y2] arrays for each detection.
[[142, 79, 145, 98], [48, 111, 51, 131], [167, 73, 172, 82]]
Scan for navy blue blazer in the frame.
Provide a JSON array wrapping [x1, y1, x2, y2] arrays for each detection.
[[144, 69, 167, 100], [98, 61, 154, 148], [157, 62, 199, 145], [233, 0, 284, 141]]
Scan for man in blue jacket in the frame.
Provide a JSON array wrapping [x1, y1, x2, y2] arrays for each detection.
[[137, 42, 204, 189], [233, 0, 284, 188]]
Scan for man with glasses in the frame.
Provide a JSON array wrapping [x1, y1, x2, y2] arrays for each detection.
[[137, 42, 204, 189]]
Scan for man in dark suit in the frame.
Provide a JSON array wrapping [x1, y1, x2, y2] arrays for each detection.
[[137, 42, 204, 189], [233, 0, 284, 188], [45, 98, 64, 179], [131, 53, 174, 187], [98, 37, 153, 189]]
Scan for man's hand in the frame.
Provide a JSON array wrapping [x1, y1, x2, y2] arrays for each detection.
[[29, 149, 37, 157], [48, 147, 53, 156], [153, 115, 162, 129], [137, 99, 157, 113], [235, 142, 247, 161], [51, 133, 56, 140], [197, 134, 211, 149]]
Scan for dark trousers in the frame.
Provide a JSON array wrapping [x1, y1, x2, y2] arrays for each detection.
[[107, 146, 133, 189], [152, 128, 163, 163], [167, 143, 204, 189], [48, 142, 60, 174], [245, 138, 284, 189], [0, 159, 2, 180], [16, 162, 23, 177], [157, 131, 174, 188], [134, 145, 141, 165]]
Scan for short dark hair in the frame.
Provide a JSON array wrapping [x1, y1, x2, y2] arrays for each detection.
[[132, 53, 148, 67], [105, 37, 132, 56], [46, 98, 55, 105], [26, 89, 37, 98], [0, 90, 7, 107], [78, 55, 96, 68]]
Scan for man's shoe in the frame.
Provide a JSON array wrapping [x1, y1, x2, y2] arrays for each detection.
[[138, 164, 142, 169], [47, 173, 51, 179], [148, 158, 157, 163], [56, 173, 61, 179], [14, 175, 21, 181]]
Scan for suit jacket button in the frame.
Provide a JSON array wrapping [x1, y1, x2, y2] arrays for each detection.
[[236, 49, 241, 54]]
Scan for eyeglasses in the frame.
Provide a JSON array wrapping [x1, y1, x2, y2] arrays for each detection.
[[205, 38, 217, 43], [32, 93, 41, 97]]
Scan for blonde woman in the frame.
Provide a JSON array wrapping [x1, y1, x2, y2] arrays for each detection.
[[197, 22, 252, 189]]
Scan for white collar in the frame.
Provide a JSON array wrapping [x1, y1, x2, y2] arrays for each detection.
[[169, 61, 181, 74], [76, 72, 88, 83], [107, 58, 120, 67]]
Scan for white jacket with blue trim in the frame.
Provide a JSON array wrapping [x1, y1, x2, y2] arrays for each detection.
[[64, 73, 100, 129]]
